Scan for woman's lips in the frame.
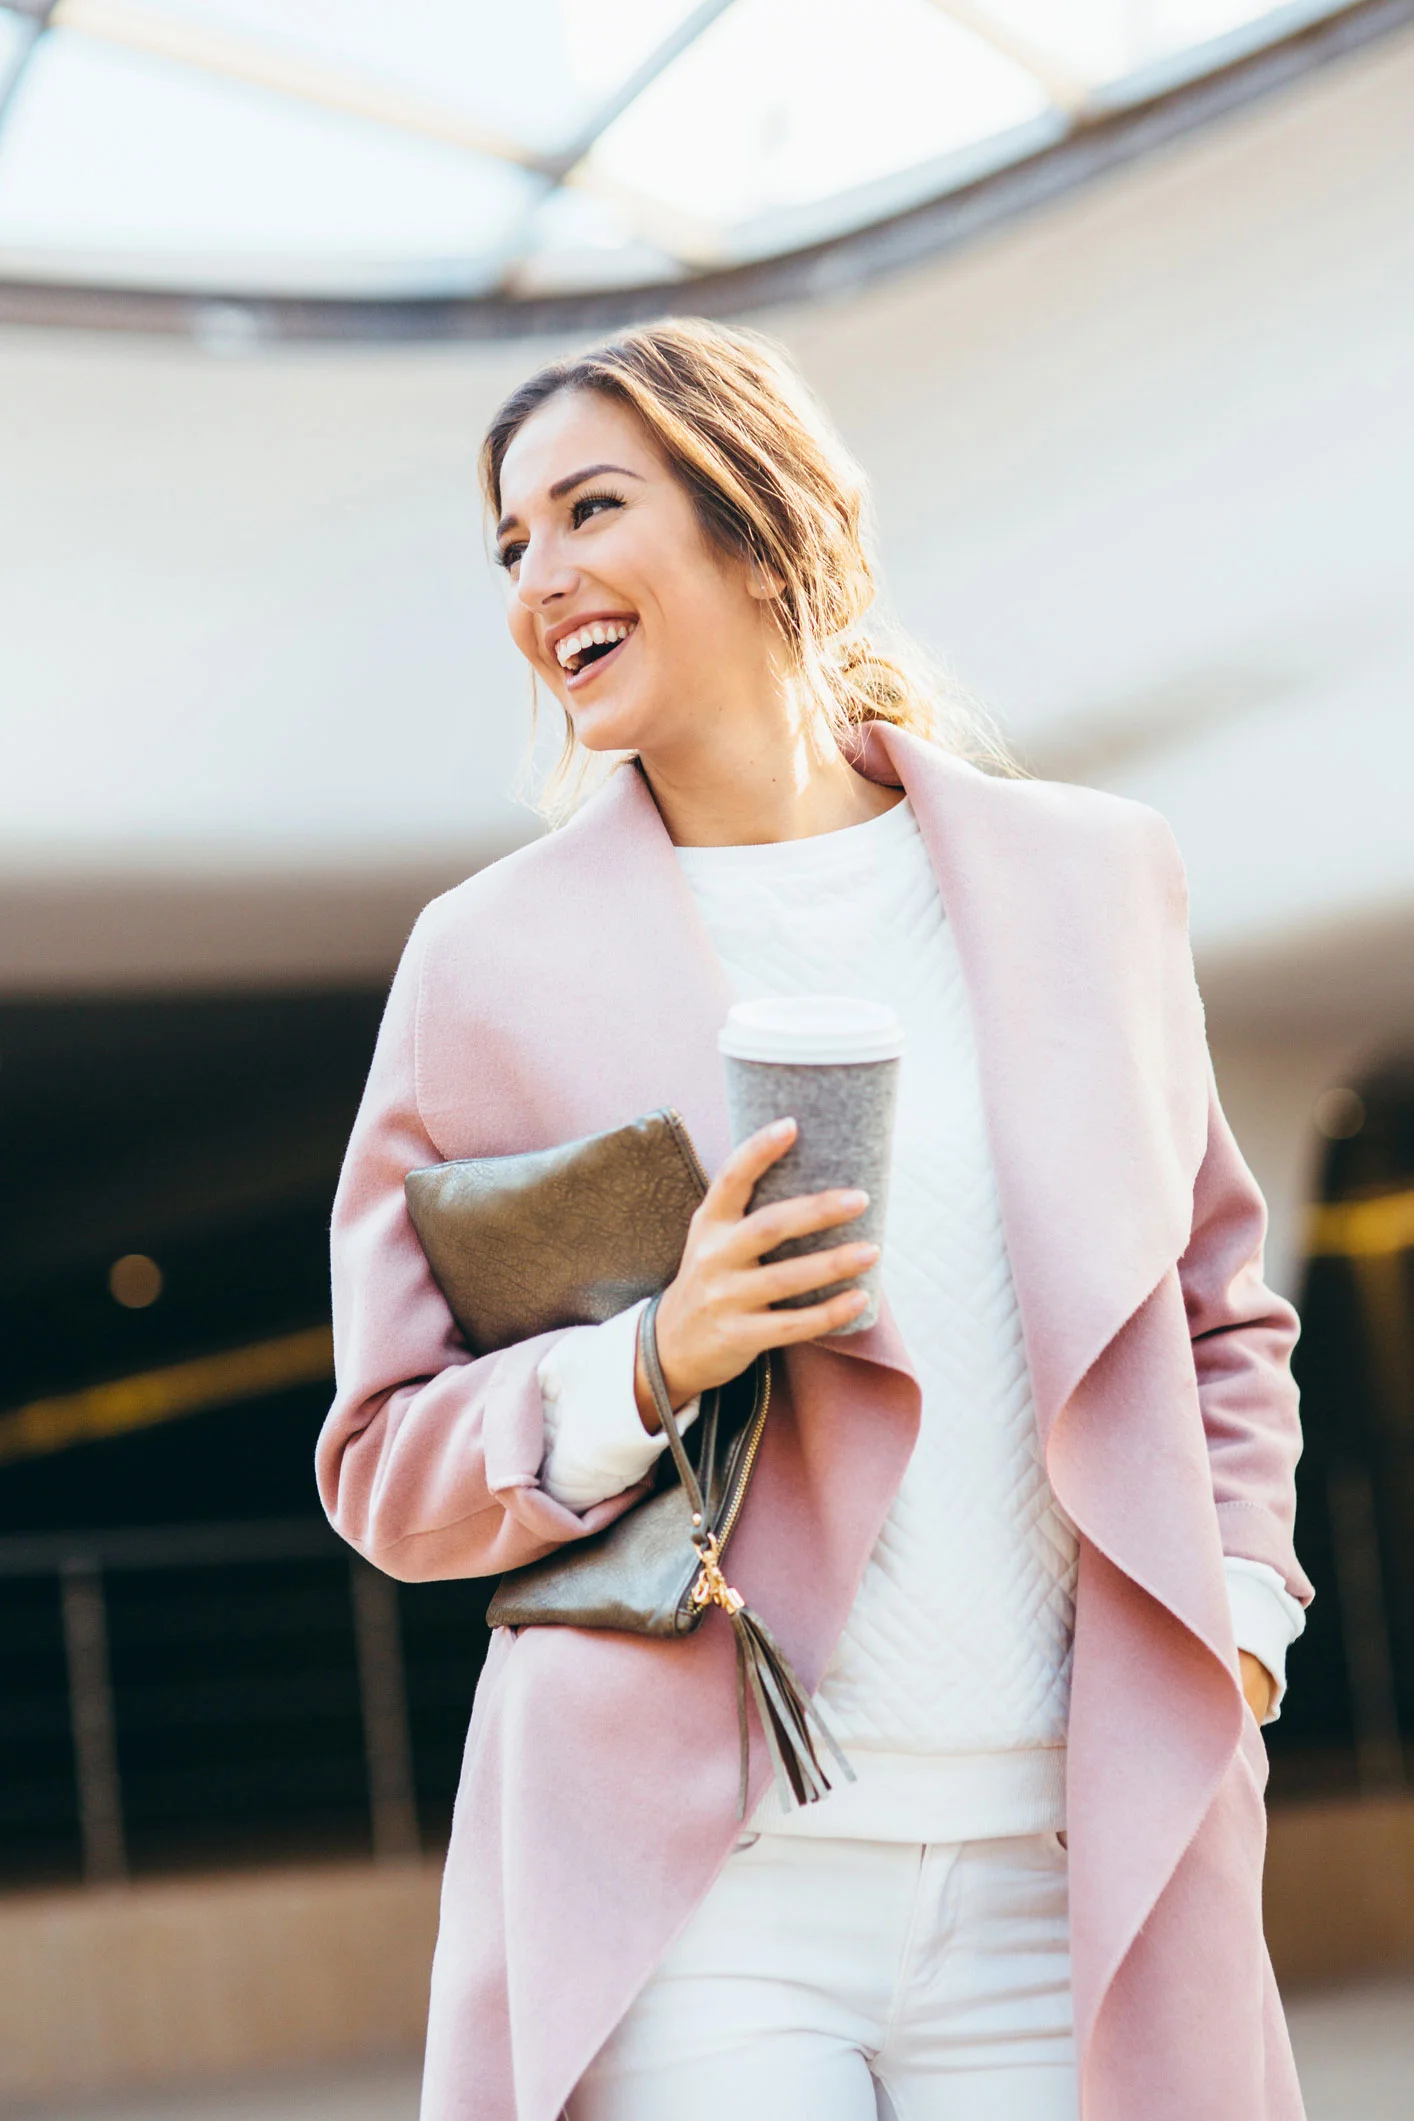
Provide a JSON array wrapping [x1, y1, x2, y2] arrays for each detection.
[[564, 629, 633, 692]]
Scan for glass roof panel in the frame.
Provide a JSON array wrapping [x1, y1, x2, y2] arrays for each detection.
[[0, 2, 1352, 300], [581, 0, 1046, 232], [968, 0, 1297, 81], [560, 0, 737, 116], [123, 0, 712, 160], [0, 10, 25, 78], [0, 24, 539, 291]]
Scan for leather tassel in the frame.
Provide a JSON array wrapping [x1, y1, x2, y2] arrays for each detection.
[[635, 1298, 854, 1820], [728, 1601, 854, 1820]]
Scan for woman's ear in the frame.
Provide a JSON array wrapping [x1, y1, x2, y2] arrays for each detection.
[[746, 554, 785, 602]]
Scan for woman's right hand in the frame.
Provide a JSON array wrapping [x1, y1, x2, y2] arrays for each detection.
[[634, 1118, 877, 1431]]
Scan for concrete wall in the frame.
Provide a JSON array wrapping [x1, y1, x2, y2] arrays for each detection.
[[0, 1860, 441, 2105]]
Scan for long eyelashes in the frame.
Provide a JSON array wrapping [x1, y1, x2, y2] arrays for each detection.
[[570, 489, 625, 527], [495, 489, 625, 571]]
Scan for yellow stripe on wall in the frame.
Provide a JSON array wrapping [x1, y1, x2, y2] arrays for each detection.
[[1, 1183, 1405, 1470], [1306, 1188, 1414, 1261], [0, 1325, 335, 1468]]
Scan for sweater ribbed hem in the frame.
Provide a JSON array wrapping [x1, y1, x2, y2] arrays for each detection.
[[751, 1745, 1068, 1844]]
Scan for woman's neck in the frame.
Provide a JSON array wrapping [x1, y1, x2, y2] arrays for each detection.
[[638, 715, 902, 850]]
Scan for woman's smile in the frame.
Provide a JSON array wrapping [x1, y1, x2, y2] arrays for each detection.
[[548, 612, 639, 690]]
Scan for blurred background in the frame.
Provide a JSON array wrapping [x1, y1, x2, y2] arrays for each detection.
[[1, 1, 1412, 2114]]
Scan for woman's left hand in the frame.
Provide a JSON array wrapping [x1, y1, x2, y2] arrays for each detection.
[[1239, 1651, 1276, 1724]]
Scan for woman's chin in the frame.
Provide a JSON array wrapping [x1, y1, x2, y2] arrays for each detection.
[[564, 694, 647, 756]]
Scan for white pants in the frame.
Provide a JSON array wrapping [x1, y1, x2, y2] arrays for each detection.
[[569, 1831, 1077, 2121]]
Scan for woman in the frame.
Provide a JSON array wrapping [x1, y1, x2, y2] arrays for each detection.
[[319, 320, 1311, 2121]]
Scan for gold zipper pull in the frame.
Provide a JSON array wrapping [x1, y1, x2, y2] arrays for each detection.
[[690, 1533, 745, 1614]]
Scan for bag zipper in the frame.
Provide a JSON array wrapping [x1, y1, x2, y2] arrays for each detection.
[[715, 1358, 769, 1560], [663, 1106, 710, 1196], [685, 1357, 770, 1620]]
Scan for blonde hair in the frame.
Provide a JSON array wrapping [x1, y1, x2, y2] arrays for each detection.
[[480, 317, 1015, 814]]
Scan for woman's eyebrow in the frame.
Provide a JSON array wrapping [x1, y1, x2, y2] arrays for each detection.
[[496, 462, 644, 539], [549, 462, 644, 501]]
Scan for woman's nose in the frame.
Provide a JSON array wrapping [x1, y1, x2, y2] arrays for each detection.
[[515, 534, 577, 611]]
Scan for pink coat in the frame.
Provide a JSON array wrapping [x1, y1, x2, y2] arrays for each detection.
[[319, 724, 1312, 2121]]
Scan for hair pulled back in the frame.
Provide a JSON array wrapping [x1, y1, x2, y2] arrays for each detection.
[[480, 317, 1011, 811]]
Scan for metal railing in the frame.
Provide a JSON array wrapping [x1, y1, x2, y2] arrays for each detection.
[[0, 1517, 425, 1882]]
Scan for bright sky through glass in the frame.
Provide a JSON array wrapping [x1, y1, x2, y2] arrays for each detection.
[[0, 1, 1328, 295], [585, 0, 1046, 228]]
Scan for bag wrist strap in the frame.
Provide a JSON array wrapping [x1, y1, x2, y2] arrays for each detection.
[[639, 1295, 853, 1818], [639, 1294, 709, 1533]]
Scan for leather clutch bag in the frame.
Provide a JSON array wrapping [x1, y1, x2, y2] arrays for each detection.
[[402, 1107, 849, 1813], [404, 1108, 709, 1357]]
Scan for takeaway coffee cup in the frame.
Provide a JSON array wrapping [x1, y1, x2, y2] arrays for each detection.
[[719, 996, 904, 1335]]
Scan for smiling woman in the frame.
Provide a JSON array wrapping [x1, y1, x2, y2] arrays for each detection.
[[318, 317, 1311, 2121]]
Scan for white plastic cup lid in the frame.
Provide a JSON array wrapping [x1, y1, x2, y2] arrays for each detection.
[[718, 996, 905, 1066]]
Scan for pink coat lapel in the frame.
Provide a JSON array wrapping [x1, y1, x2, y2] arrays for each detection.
[[856, 729, 1232, 1625], [853, 723, 1208, 1427], [851, 727, 1248, 2078]]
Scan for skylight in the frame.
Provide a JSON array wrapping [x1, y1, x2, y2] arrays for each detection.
[[0, 2, 1364, 299]]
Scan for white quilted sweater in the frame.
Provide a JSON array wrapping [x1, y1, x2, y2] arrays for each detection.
[[538, 798, 1303, 1842]]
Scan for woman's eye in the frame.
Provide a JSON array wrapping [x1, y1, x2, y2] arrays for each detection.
[[571, 491, 623, 529], [496, 491, 620, 569]]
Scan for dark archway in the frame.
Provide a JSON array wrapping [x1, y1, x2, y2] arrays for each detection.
[[1270, 1058, 1414, 1800], [0, 992, 490, 1884]]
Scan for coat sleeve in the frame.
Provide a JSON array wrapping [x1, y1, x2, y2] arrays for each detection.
[[315, 913, 645, 1582], [1181, 1067, 1314, 1607]]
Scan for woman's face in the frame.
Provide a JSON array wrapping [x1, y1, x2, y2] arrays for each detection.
[[494, 389, 779, 760]]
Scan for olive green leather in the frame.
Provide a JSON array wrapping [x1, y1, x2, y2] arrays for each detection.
[[486, 1360, 764, 1635], [405, 1108, 708, 1357], [402, 1109, 765, 1637]]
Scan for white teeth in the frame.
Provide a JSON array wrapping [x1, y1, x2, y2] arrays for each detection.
[[554, 619, 633, 669]]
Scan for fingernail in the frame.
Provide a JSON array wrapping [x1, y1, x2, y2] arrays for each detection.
[[855, 1243, 880, 1262], [768, 1118, 795, 1138], [840, 1189, 869, 1210]]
